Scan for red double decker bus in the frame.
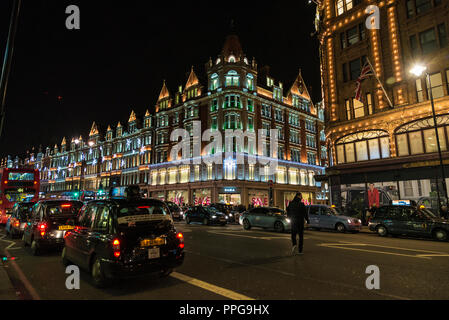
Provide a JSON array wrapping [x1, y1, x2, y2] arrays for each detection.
[[0, 168, 40, 224]]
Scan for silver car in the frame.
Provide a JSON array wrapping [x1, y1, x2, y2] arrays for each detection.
[[240, 207, 291, 233], [307, 205, 362, 233]]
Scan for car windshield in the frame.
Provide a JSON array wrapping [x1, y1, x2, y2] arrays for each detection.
[[166, 202, 180, 212], [416, 207, 437, 219], [45, 202, 83, 217], [18, 204, 34, 219], [329, 207, 343, 215], [205, 207, 220, 214], [269, 208, 285, 215], [117, 202, 171, 227]]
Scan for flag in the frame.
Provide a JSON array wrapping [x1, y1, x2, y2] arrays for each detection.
[[355, 62, 374, 102]]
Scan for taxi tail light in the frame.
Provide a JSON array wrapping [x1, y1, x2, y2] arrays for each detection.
[[112, 239, 121, 258], [176, 232, 184, 249], [14, 220, 19, 227], [38, 222, 47, 237], [61, 204, 72, 208]]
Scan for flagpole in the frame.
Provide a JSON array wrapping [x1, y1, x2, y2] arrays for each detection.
[[366, 57, 394, 109]]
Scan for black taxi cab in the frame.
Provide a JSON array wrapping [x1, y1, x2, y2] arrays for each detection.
[[62, 186, 185, 287], [368, 201, 449, 241], [22, 200, 84, 255]]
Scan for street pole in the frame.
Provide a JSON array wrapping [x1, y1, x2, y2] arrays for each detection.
[[427, 72, 449, 211], [0, 0, 22, 139]]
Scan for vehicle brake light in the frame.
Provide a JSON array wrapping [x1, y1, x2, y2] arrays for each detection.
[[176, 232, 184, 249], [138, 206, 150, 209], [61, 204, 72, 208], [14, 221, 19, 227], [38, 222, 47, 237], [112, 239, 120, 258], [3, 181, 7, 184]]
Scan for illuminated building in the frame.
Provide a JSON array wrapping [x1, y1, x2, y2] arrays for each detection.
[[9, 34, 327, 209], [315, 0, 449, 210]]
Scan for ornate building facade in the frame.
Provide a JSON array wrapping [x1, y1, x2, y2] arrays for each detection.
[[6, 35, 327, 209], [316, 0, 449, 207]]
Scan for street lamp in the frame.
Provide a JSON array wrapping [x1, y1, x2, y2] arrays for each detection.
[[410, 63, 449, 214]]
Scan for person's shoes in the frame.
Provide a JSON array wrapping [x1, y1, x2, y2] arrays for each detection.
[[297, 251, 304, 255], [291, 245, 297, 256]]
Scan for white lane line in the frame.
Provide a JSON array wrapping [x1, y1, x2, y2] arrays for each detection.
[[207, 230, 309, 240], [335, 241, 449, 254], [170, 272, 255, 300]]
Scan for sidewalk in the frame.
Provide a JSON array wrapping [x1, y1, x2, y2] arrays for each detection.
[[0, 254, 18, 300]]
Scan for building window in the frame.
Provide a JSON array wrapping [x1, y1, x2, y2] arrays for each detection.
[[336, 0, 361, 16], [353, 98, 365, 118], [406, 0, 439, 17], [262, 122, 271, 137], [410, 35, 419, 57], [247, 99, 254, 112], [225, 70, 239, 87], [266, 77, 274, 87], [306, 134, 316, 148], [273, 87, 282, 101], [290, 130, 300, 144], [289, 113, 299, 126], [341, 23, 366, 49], [345, 99, 352, 120], [210, 73, 219, 90], [416, 78, 424, 102], [275, 108, 284, 122], [349, 56, 366, 80], [210, 99, 218, 112], [366, 93, 374, 115], [224, 95, 241, 109], [247, 73, 254, 90], [336, 130, 390, 164], [278, 146, 285, 160], [276, 166, 286, 183], [224, 159, 236, 180], [307, 152, 316, 165], [247, 116, 254, 131], [428, 72, 444, 99], [224, 113, 241, 130], [420, 28, 438, 55], [438, 23, 447, 48], [321, 146, 327, 159], [305, 119, 316, 132], [261, 104, 271, 118], [395, 115, 448, 156], [248, 164, 255, 180], [207, 164, 213, 180], [211, 116, 218, 131], [291, 149, 301, 162]]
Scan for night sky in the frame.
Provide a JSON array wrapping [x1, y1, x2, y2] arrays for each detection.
[[0, 0, 320, 159]]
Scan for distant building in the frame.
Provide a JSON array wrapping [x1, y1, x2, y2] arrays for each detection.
[[10, 34, 327, 209]]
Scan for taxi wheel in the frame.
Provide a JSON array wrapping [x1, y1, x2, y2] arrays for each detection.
[[433, 229, 447, 241], [274, 221, 284, 233], [243, 219, 251, 230], [377, 225, 388, 237], [159, 268, 173, 278], [31, 240, 40, 256], [336, 223, 346, 233], [61, 247, 70, 266], [91, 257, 107, 288]]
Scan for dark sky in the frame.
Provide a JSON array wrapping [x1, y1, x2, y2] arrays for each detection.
[[0, 0, 320, 159]]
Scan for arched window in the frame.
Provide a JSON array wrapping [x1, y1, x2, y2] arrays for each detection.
[[228, 55, 236, 63], [335, 130, 390, 164], [395, 114, 449, 157], [210, 73, 219, 90], [225, 70, 239, 87], [246, 73, 254, 90]]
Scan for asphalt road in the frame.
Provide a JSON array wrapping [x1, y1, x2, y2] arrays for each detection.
[[1, 222, 449, 300]]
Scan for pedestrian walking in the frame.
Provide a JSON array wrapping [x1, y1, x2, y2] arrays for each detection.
[[286, 192, 310, 255]]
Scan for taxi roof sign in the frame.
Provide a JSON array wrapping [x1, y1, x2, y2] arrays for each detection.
[[392, 200, 411, 206]]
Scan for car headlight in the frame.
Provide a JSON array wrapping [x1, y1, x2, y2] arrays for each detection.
[[358, 219, 362, 224], [228, 214, 232, 217], [225, 216, 228, 220], [286, 218, 291, 223], [212, 215, 217, 219], [347, 219, 352, 223]]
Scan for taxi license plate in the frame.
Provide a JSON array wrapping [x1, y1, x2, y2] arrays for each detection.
[[58, 225, 74, 231], [148, 247, 160, 259], [141, 238, 165, 247]]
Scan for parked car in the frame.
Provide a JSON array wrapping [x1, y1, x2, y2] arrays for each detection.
[[5, 201, 35, 238], [165, 201, 183, 221], [368, 204, 449, 241], [22, 200, 83, 255], [185, 206, 228, 226], [239, 207, 290, 233], [307, 205, 362, 233]]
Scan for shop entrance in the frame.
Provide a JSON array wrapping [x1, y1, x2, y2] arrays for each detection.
[[218, 194, 241, 205]]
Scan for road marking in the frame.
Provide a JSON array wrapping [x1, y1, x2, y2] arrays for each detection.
[[170, 272, 255, 300], [207, 230, 308, 241], [318, 241, 449, 259]]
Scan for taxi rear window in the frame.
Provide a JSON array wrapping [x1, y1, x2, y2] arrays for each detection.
[[117, 203, 170, 225], [46, 203, 83, 216]]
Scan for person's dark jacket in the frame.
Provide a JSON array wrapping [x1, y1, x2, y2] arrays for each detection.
[[287, 197, 310, 225]]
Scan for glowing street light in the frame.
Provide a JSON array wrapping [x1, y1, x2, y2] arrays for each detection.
[[74, 139, 80, 144], [409, 64, 427, 77], [88, 141, 94, 147]]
